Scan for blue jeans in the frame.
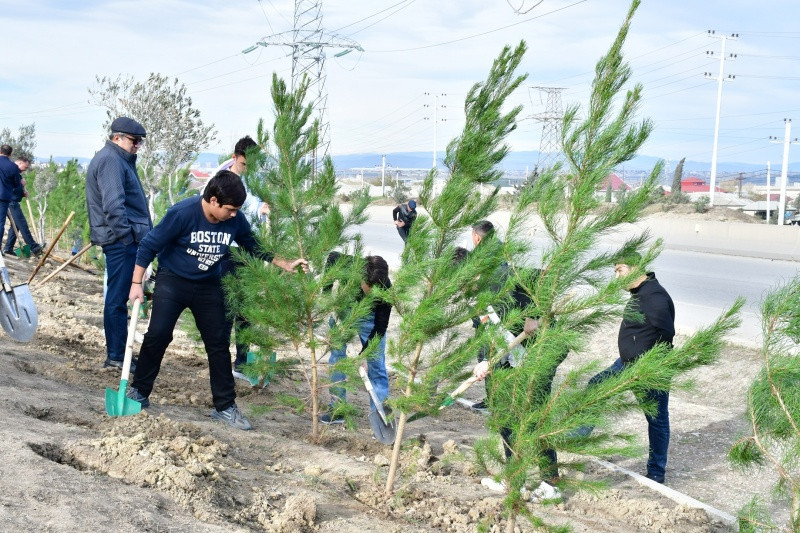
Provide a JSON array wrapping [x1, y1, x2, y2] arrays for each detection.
[[0, 200, 10, 250], [132, 269, 236, 412], [588, 358, 670, 482], [102, 241, 138, 361], [328, 312, 389, 410], [3, 201, 38, 252]]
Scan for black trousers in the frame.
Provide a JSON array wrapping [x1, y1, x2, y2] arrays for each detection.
[[132, 269, 236, 411]]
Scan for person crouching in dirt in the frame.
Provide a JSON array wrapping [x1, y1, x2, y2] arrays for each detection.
[[392, 199, 417, 244], [320, 254, 392, 425], [125, 170, 306, 430], [455, 240, 563, 501]]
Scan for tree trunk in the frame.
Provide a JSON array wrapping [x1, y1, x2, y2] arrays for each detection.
[[309, 333, 319, 440], [791, 487, 800, 532], [385, 342, 424, 495]]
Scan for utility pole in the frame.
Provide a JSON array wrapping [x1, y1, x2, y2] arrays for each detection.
[[529, 86, 566, 172], [735, 172, 744, 197], [381, 154, 387, 197], [766, 161, 771, 224], [423, 92, 447, 170], [770, 119, 800, 225], [704, 30, 738, 206]]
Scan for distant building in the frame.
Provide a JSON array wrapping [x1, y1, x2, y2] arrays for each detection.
[[599, 173, 631, 191], [187, 169, 211, 191], [680, 176, 724, 193]]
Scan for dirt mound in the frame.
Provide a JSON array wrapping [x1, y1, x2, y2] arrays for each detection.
[[67, 414, 230, 519]]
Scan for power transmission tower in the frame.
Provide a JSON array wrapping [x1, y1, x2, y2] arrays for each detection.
[[529, 86, 565, 173], [704, 30, 738, 206], [243, 0, 363, 168]]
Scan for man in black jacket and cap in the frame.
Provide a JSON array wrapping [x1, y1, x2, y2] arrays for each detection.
[[86, 117, 153, 371], [585, 252, 675, 484]]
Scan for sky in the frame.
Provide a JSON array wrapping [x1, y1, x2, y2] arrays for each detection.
[[1, 0, 799, 173]]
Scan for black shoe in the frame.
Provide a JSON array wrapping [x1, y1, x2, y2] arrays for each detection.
[[645, 473, 664, 484], [30, 244, 43, 256], [471, 399, 489, 413], [125, 386, 150, 408], [319, 412, 345, 425], [103, 357, 137, 373]]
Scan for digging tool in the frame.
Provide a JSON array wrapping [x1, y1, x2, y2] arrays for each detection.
[[25, 199, 40, 243], [105, 299, 142, 417], [359, 366, 396, 445], [406, 330, 530, 422], [28, 211, 73, 284], [36, 243, 93, 287], [0, 250, 37, 341], [406, 376, 479, 423], [48, 252, 96, 274], [6, 213, 31, 258]]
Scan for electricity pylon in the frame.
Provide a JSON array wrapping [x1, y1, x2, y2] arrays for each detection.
[[243, 0, 363, 167], [529, 86, 565, 173]]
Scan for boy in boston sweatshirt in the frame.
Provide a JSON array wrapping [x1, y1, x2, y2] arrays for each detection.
[[126, 170, 305, 430]]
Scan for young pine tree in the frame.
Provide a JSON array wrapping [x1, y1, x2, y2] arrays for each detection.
[[729, 275, 800, 532], [383, 41, 529, 495], [477, 2, 743, 531], [226, 74, 371, 441]]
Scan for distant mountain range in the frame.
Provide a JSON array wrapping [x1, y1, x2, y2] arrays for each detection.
[[39, 150, 798, 176]]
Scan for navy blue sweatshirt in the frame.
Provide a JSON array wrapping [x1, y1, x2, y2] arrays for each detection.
[[136, 195, 272, 281], [618, 272, 675, 363]]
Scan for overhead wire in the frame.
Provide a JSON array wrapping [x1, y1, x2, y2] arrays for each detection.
[[368, 0, 589, 53]]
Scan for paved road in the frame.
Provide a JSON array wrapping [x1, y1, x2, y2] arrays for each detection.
[[351, 218, 800, 347]]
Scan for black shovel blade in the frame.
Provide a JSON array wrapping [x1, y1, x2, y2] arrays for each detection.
[[0, 284, 38, 342], [369, 406, 396, 445]]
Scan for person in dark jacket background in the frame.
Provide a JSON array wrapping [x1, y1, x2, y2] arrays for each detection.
[[0, 144, 24, 252], [85, 117, 153, 371], [392, 199, 417, 243], [585, 252, 675, 483], [2, 156, 43, 256]]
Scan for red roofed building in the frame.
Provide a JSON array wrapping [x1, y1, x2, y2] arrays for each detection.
[[680, 176, 724, 193], [188, 169, 211, 191], [599, 173, 631, 191]]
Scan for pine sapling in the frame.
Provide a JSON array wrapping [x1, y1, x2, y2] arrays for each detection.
[[729, 275, 800, 532], [226, 74, 371, 440], [474, 2, 743, 530], [383, 41, 529, 495]]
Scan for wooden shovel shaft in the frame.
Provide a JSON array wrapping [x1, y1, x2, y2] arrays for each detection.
[[25, 199, 39, 243], [27, 211, 74, 284], [36, 244, 93, 287]]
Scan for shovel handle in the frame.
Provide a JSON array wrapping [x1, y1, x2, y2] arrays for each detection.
[[120, 300, 141, 382]]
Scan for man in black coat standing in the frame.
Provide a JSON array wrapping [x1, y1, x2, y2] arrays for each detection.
[[587, 252, 675, 483]]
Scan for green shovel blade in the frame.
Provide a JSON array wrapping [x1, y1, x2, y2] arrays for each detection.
[[105, 378, 142, 417]]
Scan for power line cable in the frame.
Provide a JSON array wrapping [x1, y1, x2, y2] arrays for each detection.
[[369, 0, 588, 53], [332, 0, 414, 32]]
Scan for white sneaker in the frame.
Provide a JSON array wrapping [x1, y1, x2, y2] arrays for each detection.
[[480, 477, 506, 492], [530, 481, 561, 503]]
